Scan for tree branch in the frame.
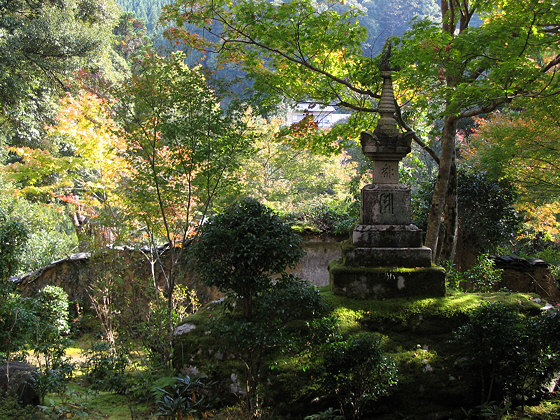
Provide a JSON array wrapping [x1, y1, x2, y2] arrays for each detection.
[[210, 10, 379, 99]]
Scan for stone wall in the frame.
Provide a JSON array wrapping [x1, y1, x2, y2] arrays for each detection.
[[494, 255, 560, 304], [290, 237, 342, 286], [12, 245, 560, 305], [13, 238, 342, 305], [12, 247, 220, 315]]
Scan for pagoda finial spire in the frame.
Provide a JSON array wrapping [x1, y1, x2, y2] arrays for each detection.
[[360, 42, 413, 163], [378, 43, 397, 117]]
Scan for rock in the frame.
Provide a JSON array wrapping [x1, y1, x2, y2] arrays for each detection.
[[0, 361, 40, 406], [173, 323, 197, 336]]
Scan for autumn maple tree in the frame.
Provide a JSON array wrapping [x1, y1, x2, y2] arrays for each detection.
[[114, 51, 254, 365], [467, 97, 560, 239], [4, 90, 128, 249]]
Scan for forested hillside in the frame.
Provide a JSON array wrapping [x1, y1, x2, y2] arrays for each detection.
[[115, 0, 170, 33], [114, 0, 440, 43]]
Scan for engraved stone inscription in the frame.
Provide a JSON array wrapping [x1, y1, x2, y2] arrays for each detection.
[[380, 163, 395, 179], [374, 161, 399, 184], [379, 192, 393, 214]]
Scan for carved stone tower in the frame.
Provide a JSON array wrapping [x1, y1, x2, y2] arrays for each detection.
[[329, 50, 445, 299]]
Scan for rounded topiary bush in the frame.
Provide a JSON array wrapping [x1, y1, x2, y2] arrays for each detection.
[[191, 197, 304, 318]]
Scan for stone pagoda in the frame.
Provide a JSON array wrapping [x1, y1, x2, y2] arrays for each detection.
[[329, 50, 445, 299]]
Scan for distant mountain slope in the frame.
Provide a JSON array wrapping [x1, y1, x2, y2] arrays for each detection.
[[115, 0, 170, 34], [114, 0, 439, 41]]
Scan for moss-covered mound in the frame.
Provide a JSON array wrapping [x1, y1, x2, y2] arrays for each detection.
[[173, 290, 555, 419]]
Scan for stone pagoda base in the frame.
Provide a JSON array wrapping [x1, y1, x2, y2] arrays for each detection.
[[328, 184, 446, 300], [329, 261, 446, 300]]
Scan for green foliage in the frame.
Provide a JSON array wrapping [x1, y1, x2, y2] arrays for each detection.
[[191, 198, 304, 318], [469, 98, 560, 204], [117, 50, 253, 245], [37, 286, 70, 338], [154, 375, 211, 419], [207, 276, 328, 415], [162, 0, 370, 110], [304, 407, 344, 420], [0, 395, 55, 420], [31, 360, 75, 405], [0, 211, 28, 280], [288, 200, 358, 238], [81, 340, 129, 393], [453, 304, 560, 408], [413, 169, 520, 253], [0, 0, 119, 145], [0, 282, 37, 359], [466, 254, 504, 293], [191, 201, 327, 414], [457, 170, 520, 252], [116, 0, 168, 34], [322, 333, 398, 419], [444, 254, 503, 293], [0, 176, 77, 274]]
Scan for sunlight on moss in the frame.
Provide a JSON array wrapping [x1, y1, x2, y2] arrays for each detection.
[[331, 306, 365, 333]]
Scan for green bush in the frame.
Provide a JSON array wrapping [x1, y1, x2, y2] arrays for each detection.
[[154, 375, 212, 419], [0, 211, 28, 280], [444, 253, 503, 292], [190, 198, 329, 415], [81, 341, 129, 393], [412, 169, 520, 253], [0, 395, 55, 420], [191, 198, 304, 319], [323, 333, 398, 419], [453, 304, 560, 409], [287, 200, 358, 238], [0, 281, 37, 360]]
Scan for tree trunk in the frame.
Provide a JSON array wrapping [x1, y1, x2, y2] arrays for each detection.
[[424, 115, 457, 260], [438, 153, 458, 262]]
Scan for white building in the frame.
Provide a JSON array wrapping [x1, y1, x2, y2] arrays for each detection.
[[286, 104, 349, 129]]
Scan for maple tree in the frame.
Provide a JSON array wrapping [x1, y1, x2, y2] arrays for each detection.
[[228, 115, 356, 214], [114, 51, 254, 365], [466, 97, 560, 239], [0, 0, 119, 147], [4, 90, 128, 249], [161, 0, 560, 262]]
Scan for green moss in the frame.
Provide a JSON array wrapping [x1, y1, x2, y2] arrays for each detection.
[[513, 394, 560, 419], [329, 259, 444, 274], [45, 382, 151, 419], [174, 286, 553, 418], [322, 288, 540, 320]]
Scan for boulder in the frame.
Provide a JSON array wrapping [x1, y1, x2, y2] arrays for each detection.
[[0, 361, 39, 406]]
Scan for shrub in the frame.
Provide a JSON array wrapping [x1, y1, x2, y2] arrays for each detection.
[[190, 198, 328, 415], [412, 170, 520, 253], [37, 285, 70, 336], [323, 333, 398, 419], [0, 281, 37, 360], [453, 304, 560, 409], [154, 375, 212, 419], [191, 198, 304, 319], [0, 211, 28, 280], [287, 201, 358, 238], [465, 254, 503, 292], [81, 340, 129, 393], [444, 254, 503, 292]]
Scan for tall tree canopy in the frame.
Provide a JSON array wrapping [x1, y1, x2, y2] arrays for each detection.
[[466, 97, 560, 239], [0, 0, 120, 146], [162, 0, 560, 261]]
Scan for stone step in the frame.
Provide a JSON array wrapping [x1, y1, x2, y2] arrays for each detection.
[[342, 245, 432, 268]]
